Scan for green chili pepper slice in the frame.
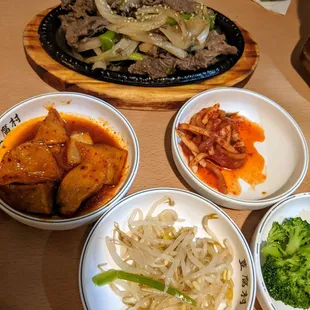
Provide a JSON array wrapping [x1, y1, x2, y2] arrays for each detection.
[[92, 269, 197, 306], [128, 52, 144, 61], [99, 30, 117, 51], [209, 12, 216, 30], [166, 13, 194, 26]]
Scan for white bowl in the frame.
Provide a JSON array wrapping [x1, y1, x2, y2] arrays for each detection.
[[251, 193, 310, 310], [172, 87, 308, 210], [0, 92, 139, 230], [79, 188, 256, 310]]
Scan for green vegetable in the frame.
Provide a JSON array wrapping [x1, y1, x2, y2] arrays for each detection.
[[261, 217, 310, 309], [128, 52, 144, 61], [282, 217, 310, 255], [92, 269, 196, 306], [209, 12, 216, 30], [99, 30, 117, 51], [261, 241, 286, 258], [166, 17, 177, 26], [166, 13, 194, 26], [181, 13, 192, 20]]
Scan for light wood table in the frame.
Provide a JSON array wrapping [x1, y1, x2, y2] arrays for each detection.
[[0, 0, 309, 309]]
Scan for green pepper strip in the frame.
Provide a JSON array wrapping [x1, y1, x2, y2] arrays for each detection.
[[99, 30, 117, 51], [128, 52, 144, 61], [209, 13, 216, 30], [166, 13, 193, 26], [92, 269, 197, 306]]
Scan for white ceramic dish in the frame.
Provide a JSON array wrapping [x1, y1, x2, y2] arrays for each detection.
[[0, 92, 139, 230], [251, 192, 310, 310], [79, 188, 256, 310], [172, 88, 308, 210]]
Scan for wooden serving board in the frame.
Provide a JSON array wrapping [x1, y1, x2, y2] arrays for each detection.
[[23, 7, 259, 111]]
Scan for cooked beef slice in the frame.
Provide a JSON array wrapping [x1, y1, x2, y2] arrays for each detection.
[[205, 30, 238, 55], [105, 0, 195, 13], [108, 0, 141, 15], [163, 0, 196, 13], [61, 0, 97, 17], [60, 0, 109, 47], [59, 14, 109, 47], [142, 0, 162, 5], [128, 55, 177, 78], [141, 0, 195, 12], [146, 46, 159, 58], [175, 50, 220, 70]]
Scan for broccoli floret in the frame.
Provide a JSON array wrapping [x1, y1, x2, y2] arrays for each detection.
[[282, 217, 310, 255], [262, 255, 310, 309], [274, 253, 303, 269], [267, 221, 288, 244], [261, 222, 288, 258], [261, 241, 286, 258], [298, 244, 310, 257], [261, 218, 310, 309]]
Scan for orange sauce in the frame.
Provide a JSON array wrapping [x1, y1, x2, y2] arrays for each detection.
[[182, 115, 266, 196], [0, 114, 126, 218]]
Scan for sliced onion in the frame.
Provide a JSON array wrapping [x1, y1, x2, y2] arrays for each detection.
[[85, 38, 138, 63], [106, 24, 149, 37], [160, 26, 190, 50], [93, 47, 103, 56], [197, 25, 210, 45], [92, 61, 107, 70], [186, 18, 208, 37], [77, 37, 101, 52], [130, 34, 188, 59]]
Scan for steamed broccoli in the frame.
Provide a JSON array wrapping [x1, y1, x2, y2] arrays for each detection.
[[282, 217, 310, 255], [261, 241, 286, 258], [261, 217, 310, 309], [299, 243, 310, 256], [261, 222, 288, 257], [267, 221, 288, 244]]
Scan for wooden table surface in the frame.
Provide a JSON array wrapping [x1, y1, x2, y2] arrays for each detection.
[[0, 0, 309, 309]]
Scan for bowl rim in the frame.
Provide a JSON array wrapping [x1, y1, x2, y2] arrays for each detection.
[[78, 187, 257, 310], [172, 87, 309, 206], [251, 192, 310, 310], [0, 92, 140, 224]]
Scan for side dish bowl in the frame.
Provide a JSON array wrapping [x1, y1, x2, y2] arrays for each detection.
[[251, 192, 310, 310], [172, 87, 308, 210], [79, 188, 256, 310], [0, 92, 139, 230]]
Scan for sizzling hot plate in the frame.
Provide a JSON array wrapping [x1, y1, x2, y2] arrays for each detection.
[[38, 6, 245, 87]]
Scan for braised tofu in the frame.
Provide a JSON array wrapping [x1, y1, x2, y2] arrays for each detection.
[[49, 144, 72, 172], [0, 183, 55, 215], [34, 108, 68, 145], [0, 142, 62, 185], [57, 163, 105, 216], [67, 132, 93, 165], [77, 143, 127, 185]]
